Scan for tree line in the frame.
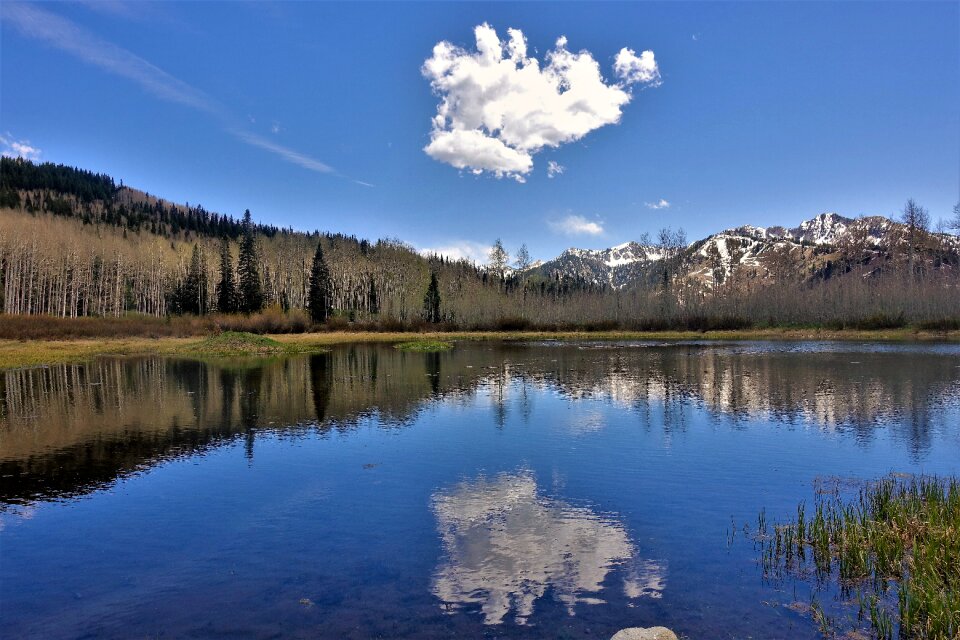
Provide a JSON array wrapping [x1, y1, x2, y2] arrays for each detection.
[[2, 157, 959, 330]]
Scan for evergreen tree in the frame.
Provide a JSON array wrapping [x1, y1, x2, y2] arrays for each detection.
[[423, 271, 441, 323], [237, 209, 264, 313], [215, 238, 237, 313], [307, 239, 332, 322], [182, 244, 207, 315], [367, 275, 380, 314]]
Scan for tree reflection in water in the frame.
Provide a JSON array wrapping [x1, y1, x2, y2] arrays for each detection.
[[1, 341, 957, 505]]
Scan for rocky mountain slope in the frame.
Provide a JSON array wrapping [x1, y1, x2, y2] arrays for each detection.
[[530, 213, 959, 289]]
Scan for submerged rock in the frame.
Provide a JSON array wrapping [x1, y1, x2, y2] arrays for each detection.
[[611, 627, 679, 640]]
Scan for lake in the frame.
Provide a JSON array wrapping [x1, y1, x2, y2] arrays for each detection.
[[2, 340, 959, 639]]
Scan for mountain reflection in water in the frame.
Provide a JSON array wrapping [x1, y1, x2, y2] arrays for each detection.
[[1, 341, 958, 506], [431, 469, 663, 625]]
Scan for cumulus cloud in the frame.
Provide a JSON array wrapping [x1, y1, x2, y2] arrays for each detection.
[[613, 48, 661, 86], [546, 160, 565, 178], [549, 214, 604, 236], [645, 198, 670, 209], [0, 134, 41, 161], [424, 129, 532, 179], [419, 240, 493, 265], [422, 24, 660, 181]]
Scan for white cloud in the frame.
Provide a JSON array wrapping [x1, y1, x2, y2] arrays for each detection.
[[425, 129, 532, 180], [422, 24, 660, 181], [645, 198, 670, 209], [418, 240, 493, 264], [547, 160, 565, 178], [549, 214, 604, 236], [270, 121, 281, 134], [0, 134, 41, 161], [613, 48, 661, 87]]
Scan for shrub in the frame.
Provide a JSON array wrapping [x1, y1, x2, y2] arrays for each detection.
[[917, 317, 960, 331]]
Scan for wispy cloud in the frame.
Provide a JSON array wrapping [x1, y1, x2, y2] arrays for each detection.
[[2, 2, 354, 180], [549, 214, 604, 236], [645, 198, 671, 209], [76, 0, 155, 22], [3, 2, 219, 114], [547, 161, 565, 179], [231, 130, 334, 174], [0, 134, 42, 161]]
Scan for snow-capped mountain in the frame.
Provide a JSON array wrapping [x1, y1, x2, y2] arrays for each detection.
[[529, 213, 958, 288], [535, 241, 665, 287]]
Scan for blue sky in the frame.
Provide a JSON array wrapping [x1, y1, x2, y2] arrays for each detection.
[[2, 1, 958, 262]]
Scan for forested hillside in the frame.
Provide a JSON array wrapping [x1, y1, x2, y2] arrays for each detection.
[[2, 157, 959, 331], [0, 157, 607, 328]]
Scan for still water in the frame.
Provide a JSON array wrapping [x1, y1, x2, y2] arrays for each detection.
[[1, 341, 959, 639]]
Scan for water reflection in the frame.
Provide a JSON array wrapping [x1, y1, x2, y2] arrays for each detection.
[[1, 342, 958, 505], [431, 469, 660, 624]]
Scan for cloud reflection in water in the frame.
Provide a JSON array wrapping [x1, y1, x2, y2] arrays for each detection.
[[431, 469, 663, 624]]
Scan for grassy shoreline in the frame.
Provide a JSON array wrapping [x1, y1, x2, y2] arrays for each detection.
[[0, 327, 958, 370]]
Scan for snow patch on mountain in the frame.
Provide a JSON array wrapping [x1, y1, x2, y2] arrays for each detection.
[[529, 211, 960, 289]]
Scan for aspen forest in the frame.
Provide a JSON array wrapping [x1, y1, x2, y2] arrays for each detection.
[[2, 157, 959, 333]]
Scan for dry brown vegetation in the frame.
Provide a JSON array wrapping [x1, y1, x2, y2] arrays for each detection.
[[1, 325, 958, 371]]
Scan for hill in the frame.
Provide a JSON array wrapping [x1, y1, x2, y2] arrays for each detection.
[[2, 157, 959, 331]]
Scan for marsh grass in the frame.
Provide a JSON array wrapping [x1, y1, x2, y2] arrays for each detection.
[[394, 339, 454, 352], [758, 475, 959, 639], [187, 331, 301, 356]]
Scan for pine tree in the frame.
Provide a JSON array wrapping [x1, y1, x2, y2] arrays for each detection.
[[367, 275, 380, 314], [237, 209, 263, 313], [307, 239, 332, 323], [183, 244, 207, 314], [423, 271, 441, 323], [215, 238, 237, 313]]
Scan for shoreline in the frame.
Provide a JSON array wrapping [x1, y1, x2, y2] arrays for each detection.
[[1, 327, 958, 370]]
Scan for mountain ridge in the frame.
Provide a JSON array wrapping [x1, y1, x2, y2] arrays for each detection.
[[529, 211, 959, 289]]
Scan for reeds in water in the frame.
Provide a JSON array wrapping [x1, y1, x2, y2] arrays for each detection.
[[757, 475, 959, 639]]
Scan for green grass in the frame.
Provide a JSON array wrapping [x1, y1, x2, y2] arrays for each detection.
[[187, 331, 299, 356], [394, 339, 454, 352], [757, 475, 959, 639]]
